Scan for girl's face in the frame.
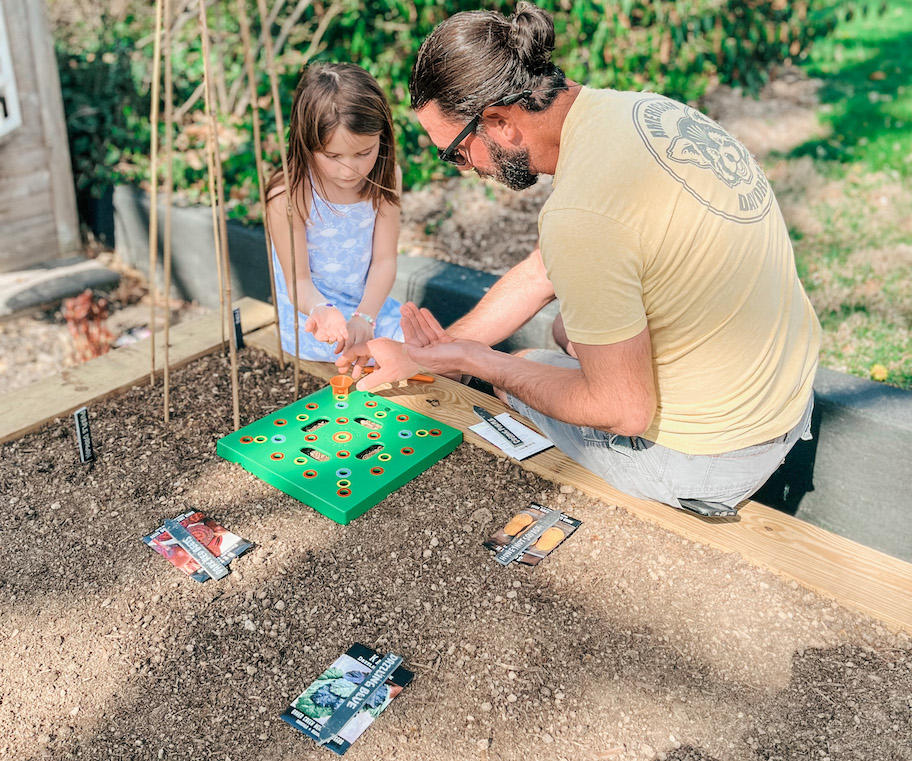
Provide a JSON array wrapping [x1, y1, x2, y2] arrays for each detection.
[[313, 126, 381, 192]]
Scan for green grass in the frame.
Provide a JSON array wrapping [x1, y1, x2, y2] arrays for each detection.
[[784, 0, 912, 390], [793, 0, 912, 179]]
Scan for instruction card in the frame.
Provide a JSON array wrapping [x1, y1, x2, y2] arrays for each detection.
[[142, 510, 253, 582], [281, 643, 413, 755], [485, 502, 581, 566], [469, 413, 553, 460]]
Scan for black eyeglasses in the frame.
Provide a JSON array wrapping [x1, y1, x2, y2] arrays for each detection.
[[437, 89, 532, 167]]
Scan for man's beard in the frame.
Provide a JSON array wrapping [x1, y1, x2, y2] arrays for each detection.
[[475, 137, 538, 191]]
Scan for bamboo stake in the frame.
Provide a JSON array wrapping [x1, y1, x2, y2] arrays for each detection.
[[198, 11, 225, 354], [205, 133, 226, 350], [256, 0, 300, 398], [162, 0, 175, 424], [237, 0, 284, 370], [148, 0, 164, 386], [198, 0, 241, 430]]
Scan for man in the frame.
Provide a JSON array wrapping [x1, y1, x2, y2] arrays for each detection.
[[341, 3, 820, 516]]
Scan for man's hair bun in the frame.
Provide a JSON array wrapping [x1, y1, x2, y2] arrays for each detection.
[[409, 2, 567, 118], [508, 2, 556, 73]]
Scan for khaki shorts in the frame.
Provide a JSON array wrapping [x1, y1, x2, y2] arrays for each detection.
[[505, 349, 814, 510]]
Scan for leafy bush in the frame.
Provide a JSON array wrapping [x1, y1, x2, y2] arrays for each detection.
[[55, 14, 152, 197], [52, 0, 851, 220]]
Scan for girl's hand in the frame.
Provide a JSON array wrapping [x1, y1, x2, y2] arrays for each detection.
[[304, 305, 348, 346], [344, 314, 375, 350], [340, 313, 375, 366]]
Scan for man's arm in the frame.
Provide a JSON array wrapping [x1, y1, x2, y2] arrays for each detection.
[[447, 244, 556, 345], [335, 243, 554, 376], [486, 330, 656, 436], [400, 306, 656, 437]]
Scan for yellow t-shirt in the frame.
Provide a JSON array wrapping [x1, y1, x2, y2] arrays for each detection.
[[539, 88, 820, 455]]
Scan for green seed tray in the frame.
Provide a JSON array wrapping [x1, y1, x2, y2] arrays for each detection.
[[217, 384, 462, 525]]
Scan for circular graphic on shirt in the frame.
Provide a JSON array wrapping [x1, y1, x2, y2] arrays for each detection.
[[632, 96, 772, 223]]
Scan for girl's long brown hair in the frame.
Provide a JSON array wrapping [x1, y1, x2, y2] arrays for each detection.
[[265, 63, 399, 220]]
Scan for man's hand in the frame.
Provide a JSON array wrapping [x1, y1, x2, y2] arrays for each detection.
[[304, 305, 348, 346], [399, 303, 484, 378], [400, 302, 452, 349], [335, 340, 372, 379], [352, 337, 423, 391]]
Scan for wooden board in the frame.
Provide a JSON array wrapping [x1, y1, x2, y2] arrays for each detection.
[[0, 0, 79, 267], [0, 297, 274, 444], [25, 0, 80, 254], [245, 323, 912, 635]]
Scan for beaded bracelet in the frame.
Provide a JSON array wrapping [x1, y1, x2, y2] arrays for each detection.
[[351, 311, 375, 326], [309, 301, 334, 315]]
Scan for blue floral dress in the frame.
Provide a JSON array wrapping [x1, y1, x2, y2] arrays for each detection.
[[272, 183, 404, 361]]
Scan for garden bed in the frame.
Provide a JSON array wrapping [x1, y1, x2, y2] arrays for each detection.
[[1, 332, 910, 760]]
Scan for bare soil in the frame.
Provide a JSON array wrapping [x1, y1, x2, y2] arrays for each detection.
[[1, 347, 910, 761]]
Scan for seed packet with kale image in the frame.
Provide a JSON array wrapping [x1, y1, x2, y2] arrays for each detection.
[[281, 643, 413, 755]]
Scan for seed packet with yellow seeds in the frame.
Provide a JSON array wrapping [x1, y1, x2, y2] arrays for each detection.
[[484, 502, 581, 566]]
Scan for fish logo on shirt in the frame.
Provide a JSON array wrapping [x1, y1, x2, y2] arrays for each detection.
[[633, 96, 771, 223], [666, 112, 754, 189]]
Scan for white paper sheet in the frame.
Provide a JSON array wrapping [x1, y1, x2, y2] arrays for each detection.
[[469, 412, 553, 461]]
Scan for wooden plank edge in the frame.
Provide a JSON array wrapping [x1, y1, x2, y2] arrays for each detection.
[[0, 297, 275, 444], [245, 323, 912, 634]]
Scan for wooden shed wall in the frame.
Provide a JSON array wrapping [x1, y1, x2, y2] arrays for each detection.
[[0, 0, 79, 272]]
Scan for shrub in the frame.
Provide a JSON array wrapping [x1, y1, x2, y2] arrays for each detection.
[[52, 0, 851, 220]]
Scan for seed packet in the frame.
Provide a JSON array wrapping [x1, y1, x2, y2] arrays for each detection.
[[142, 510, 252, 582], [484, 502, 581, 566], [281, 643, 413, 755]]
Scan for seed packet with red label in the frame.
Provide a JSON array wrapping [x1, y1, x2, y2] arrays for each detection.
[[143, 510, 252, 582]]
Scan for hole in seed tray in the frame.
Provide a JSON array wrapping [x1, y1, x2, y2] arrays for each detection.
[[302, 418, 330, 432], [356, 417, 382, 430], [299, 447, 330, 462], [356, 444, 384, 460]]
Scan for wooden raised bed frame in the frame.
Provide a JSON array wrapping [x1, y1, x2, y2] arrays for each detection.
[[2, 297, 909, 633]]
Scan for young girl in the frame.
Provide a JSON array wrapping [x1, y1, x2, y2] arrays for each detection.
[[265, 63, 403, 367]]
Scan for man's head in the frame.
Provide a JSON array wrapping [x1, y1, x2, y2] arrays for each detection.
[[409, 3, 568, 189]]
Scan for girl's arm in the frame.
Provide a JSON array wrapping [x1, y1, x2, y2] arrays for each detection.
[[267, 180, 347, 344], [342, 167, 402, 367], [356, 165, 402, 321]]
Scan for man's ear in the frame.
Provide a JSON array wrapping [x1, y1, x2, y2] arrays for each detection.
[[480, 106, 521, 144]]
